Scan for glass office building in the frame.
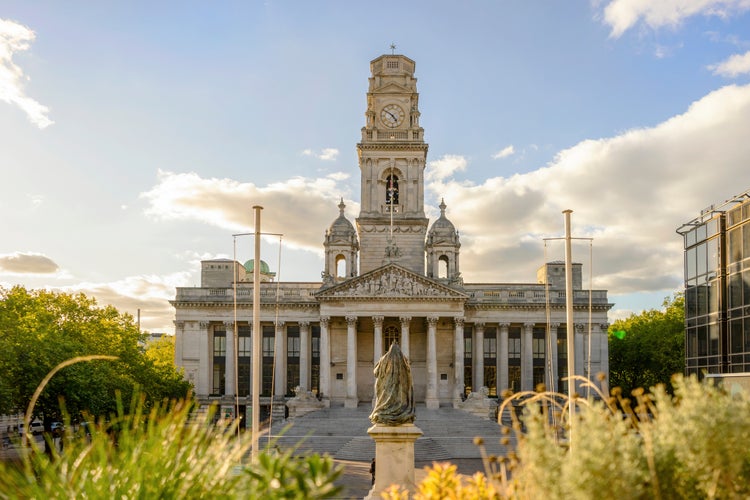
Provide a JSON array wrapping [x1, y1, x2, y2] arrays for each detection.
[[678, 189, 750, 377]]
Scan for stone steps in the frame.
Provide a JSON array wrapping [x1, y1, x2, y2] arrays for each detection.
[[267, 403, 515, 462]]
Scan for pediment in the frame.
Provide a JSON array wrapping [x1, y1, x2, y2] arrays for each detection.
[[373, 82, 411, 94], [316, 264, 468, 301]]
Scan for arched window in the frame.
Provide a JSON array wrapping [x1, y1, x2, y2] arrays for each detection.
[[438, 255, 449, 278], [385, 175, 399, 205], [384, 325, 399, 350], [335, 254, 346, 278]]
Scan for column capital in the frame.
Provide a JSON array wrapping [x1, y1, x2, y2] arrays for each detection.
[[599, 323, 609, 330], [523, 322, 535, 329], [198, 321, 209, 329], [475, 322, 485, 330], [174, 320, 185, 331], [346, 315, 358, 326], [549, 322, 560, 329], [426, 316, 438, 327], [320, 316, 330, 327], [372, 315, 384, 327], [275, 320, 286, 328], [498, 322, 510, 329], [399, 316, 412, 325], [575, 323, 586, 332], [223, 320, 234, 329], [454, 317, 465, 327], [299, 321, 310, 329]]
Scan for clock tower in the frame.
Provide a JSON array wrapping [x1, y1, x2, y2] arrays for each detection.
[[356, 54, 429, 275]]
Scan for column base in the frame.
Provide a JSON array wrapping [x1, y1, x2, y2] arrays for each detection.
[[425, 397, 439, 410], [344, 397, 359, 409], [366, 423, 423, 499]]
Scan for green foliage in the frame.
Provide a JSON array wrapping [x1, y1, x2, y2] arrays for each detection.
[[608, 293, 685, 397], [0, 286, 190, 419], [0, 396, 343, 499], [404, 375, 750, 499]]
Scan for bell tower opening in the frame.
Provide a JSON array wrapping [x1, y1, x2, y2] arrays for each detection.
[[438, 255, 449, 278], [385, 174, 399, 207]]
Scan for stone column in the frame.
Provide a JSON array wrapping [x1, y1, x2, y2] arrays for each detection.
[[453, 317, 465, 406], [319, 317, 331, 401], [474, 322, 485, 390], [549, 323, 559, 393], [299, 321, 310, 392], [521, 323, 534, 391], [425, 316, 439, 409], [372, 315, 384, 363], [400, 316, 412, 358], [575, 323, 586, 378], [345, 315, 358, 408], [274, 320, 286, 397], [224, 320, 235, 396], [497, 323, 509, 395]]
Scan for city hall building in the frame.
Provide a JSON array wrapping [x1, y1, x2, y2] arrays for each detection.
[[173, 54, 612, 416]]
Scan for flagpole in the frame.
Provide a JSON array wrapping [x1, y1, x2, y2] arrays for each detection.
[[251, 206, 262, 463]]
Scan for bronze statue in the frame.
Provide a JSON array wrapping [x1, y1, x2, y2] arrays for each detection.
[[369, 342, 415, 425]]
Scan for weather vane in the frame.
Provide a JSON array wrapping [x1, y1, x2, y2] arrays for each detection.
[[390, 43, 396, 55]]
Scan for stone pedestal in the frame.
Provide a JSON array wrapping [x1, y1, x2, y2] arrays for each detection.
[[456, 387, 498, 420], [285, 388, 325, 419], [365, 423, 423, 499]]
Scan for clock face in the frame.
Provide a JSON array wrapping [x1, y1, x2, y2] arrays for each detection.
[[380, 104, 405, 128]]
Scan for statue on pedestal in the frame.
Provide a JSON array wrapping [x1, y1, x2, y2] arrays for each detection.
[[369, 342, 415, 425]]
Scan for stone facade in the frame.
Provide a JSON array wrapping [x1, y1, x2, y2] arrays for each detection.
[[172, 54, 613, 416]]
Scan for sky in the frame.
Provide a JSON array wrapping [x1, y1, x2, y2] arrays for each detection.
[[2, 1, 750, 334]]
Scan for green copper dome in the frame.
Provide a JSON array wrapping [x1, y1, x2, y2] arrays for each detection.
[[243, 259, 271, 274]]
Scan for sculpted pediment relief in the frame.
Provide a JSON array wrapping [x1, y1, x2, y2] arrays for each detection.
[[317, 264, 467, 300]]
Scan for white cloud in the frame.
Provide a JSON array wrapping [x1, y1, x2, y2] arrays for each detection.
[[492, 145, 515, 160], [61, 272, 192, 334], [0, 18, 53, 128], [425, 155, 467, 182], [709, 50, 750, 76], [141, 170, 357, 254], [0, 252, 59, 274], [601, 0, 750, 38], [427, 84, 750, 295], [141, 85, 750, 303], [302, 148, 339, 160]]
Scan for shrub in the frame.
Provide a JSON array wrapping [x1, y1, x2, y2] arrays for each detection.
[[386, 374, 750, 499], [0, 397, 342, 499]]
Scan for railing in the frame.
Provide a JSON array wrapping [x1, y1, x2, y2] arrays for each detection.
[[361, 129, 422, 142], [176, 283, 320, 303], [464, 285, 609, 305]]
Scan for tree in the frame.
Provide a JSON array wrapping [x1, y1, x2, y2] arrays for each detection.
[[608, 293, 685, 397], [0, 286, 191, 420]]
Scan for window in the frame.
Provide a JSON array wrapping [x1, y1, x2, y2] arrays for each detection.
[[385, 175, 399, 205], [386, 60, 399, 69], [311, 325, 320, 394], [384, 325, 399, 350], [262, 326, 275, 396], [287, 326, 300, 395], [213, 331, 226, 357], [212, 329, 226, 394], [463, 326, 473, 394], [238, 326, 251, 396], [484, 328, 497, 396]]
